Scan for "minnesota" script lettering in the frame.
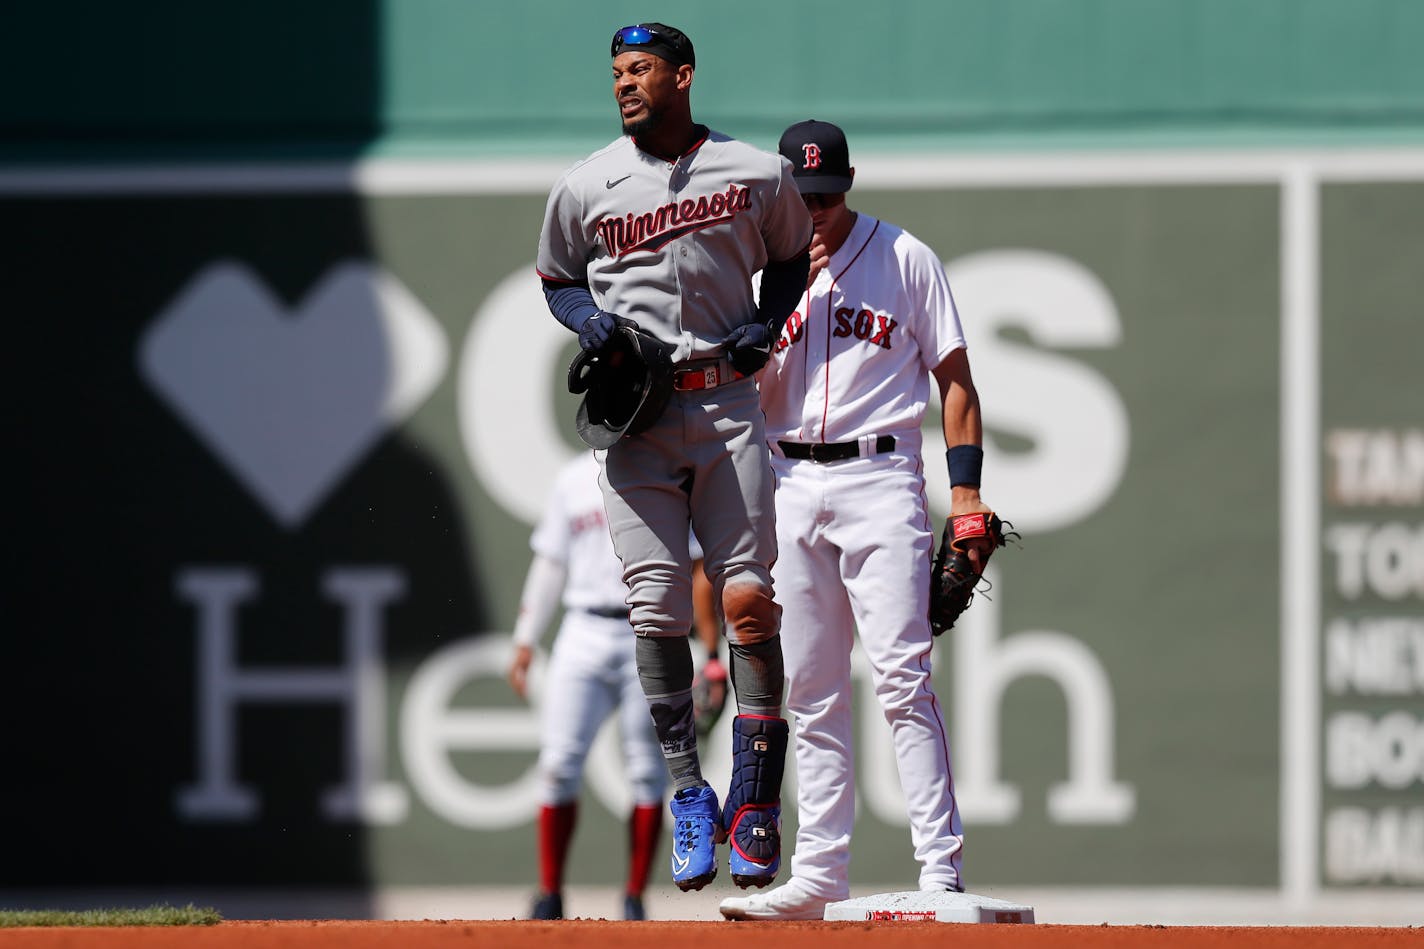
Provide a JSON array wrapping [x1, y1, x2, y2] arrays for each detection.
[[598, 184, 752, 256]]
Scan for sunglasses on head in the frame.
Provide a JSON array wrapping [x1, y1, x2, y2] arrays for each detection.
[[611, 25, 660, 56]]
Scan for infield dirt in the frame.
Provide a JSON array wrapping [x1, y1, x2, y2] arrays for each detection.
[[0, 920, 1418, 948]]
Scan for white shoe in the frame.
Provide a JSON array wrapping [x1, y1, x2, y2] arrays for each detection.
[[719, 882, 830, 921]]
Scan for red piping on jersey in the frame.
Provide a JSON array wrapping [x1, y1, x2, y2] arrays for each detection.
[[536, 269, 584, 285], [912, 451, 934, 535], [917, 639, 963, 864], [816, 219, 881, 441]]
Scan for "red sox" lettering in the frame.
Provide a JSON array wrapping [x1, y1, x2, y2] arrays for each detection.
[[774, 308, 899, 352], [570, 509, 608, 535], [775, 311, 806, 352], [834, 308, 897, 348]]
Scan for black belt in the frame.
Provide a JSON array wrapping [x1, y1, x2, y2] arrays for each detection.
[[778, 435, 896, 463], [584, 605, 630, 619]]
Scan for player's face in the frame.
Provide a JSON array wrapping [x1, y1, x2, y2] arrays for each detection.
[[612, 52, 681, 135], [801, 189, 856, 256], [802, 190, 850, 231]]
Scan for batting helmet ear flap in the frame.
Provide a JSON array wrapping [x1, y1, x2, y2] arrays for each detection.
[[568, 348, 598, 395]]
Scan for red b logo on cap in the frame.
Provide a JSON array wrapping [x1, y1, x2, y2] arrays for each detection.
[[801, 144, 821, 170]]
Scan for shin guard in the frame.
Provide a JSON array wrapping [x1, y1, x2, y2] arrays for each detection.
[[722, 714, 788, 888]]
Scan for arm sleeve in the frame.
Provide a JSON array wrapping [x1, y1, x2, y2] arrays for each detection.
[[755, 249, 810, 336], [542, 278, 601, 333], [510, 553, 568, 648]]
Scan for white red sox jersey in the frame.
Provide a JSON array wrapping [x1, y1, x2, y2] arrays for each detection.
[[759, 212, 966, 447], [525, 450, 629, 618], [537, 130, 811, 362]]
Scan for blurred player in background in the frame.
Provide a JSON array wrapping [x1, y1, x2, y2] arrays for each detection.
[[721, 120, 990, 920], [508, 450, 721, 920]]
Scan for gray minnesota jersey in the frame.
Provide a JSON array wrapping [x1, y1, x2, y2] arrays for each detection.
[[537, 129, 812, 362]]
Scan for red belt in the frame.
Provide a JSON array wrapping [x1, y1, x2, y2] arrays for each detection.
[[672, 359, 744, 392]]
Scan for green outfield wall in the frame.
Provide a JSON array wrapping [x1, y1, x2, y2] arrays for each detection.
[[5, 156, 1420, 897], [5, 0, 1424, 159], [2, 0, 1421, 913]]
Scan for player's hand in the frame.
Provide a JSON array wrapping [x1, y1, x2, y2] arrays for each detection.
[[722, 320, 774, 376], [950, 488, 995, 570], [691, 656, 729, 736], [578, 312, 638, 352], [507, 644, 534, 700], [806, 235, 831, 288]]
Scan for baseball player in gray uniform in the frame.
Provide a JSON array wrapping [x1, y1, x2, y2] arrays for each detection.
[[721, 120, 992, 920], [508, 451, 720, 921], [535, 23, 813, 893]]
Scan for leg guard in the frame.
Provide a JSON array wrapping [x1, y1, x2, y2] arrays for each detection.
[[722, 714, 789, 888]]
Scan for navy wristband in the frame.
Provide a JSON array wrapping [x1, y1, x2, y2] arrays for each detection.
[[542, 279, 600, 333], [947, 444, 983, 487]]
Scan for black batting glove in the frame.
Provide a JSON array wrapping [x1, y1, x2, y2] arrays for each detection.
[[721, 320, 775, 376], [578, 312, 638, 352]]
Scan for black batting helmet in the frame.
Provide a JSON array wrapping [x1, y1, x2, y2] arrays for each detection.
[[567, 325, 675, 449]]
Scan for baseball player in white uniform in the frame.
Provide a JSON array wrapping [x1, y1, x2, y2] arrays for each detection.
[[721, 120, 994, 921], [535, 24, 813, 893]]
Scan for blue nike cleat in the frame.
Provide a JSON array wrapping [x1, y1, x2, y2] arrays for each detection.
[[668, 784, 722, 891]]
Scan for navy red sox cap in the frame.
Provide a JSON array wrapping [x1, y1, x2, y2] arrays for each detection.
[[779, 119, 853, 194], [611, 23, 695, 68]]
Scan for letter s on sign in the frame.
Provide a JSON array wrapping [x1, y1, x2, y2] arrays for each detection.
[[936, 249, 1130, 534]]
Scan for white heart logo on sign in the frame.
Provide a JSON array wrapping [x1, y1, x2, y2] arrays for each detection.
[[138, 259, 449, 529]]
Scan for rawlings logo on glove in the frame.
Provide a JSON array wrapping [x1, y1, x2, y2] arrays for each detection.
[[929, 511, 1018, 636]]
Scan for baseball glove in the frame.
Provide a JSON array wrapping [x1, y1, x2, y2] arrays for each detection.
[[690, 656, 728, 736], [929, 512, 1016, 636]]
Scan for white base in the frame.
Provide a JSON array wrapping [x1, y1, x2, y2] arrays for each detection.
[[823, 889, 1035, 924]]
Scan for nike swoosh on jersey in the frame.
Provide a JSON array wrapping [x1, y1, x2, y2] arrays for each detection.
[[605, 175, 633, 189]]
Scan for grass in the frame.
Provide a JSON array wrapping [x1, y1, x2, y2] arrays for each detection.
[[0, 903, 222, 927]]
